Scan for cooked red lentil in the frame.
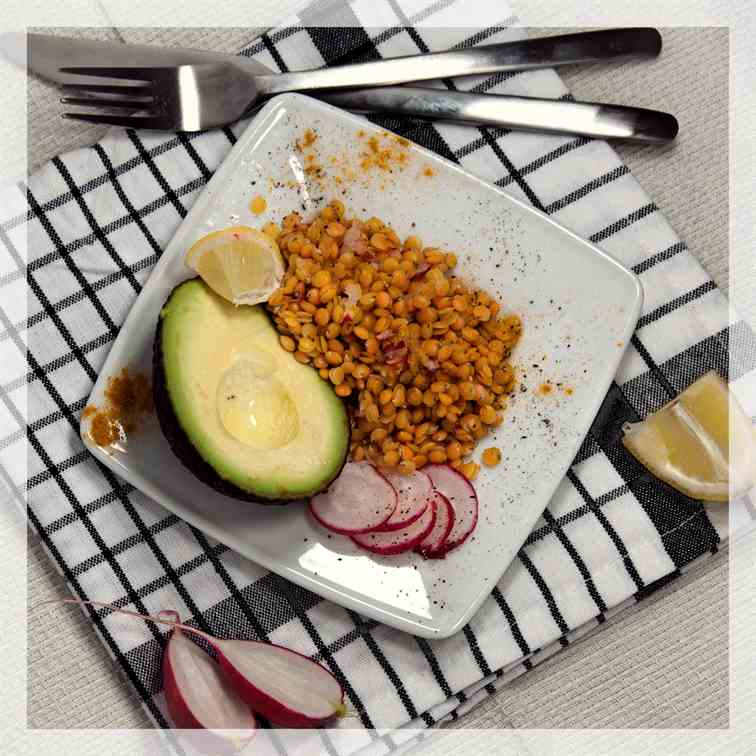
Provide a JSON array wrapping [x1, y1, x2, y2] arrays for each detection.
[[264, 200, 521, 479], [481, 447, 502, 467], [460, 461, 481, 481]]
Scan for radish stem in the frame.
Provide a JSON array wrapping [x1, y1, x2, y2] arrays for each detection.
[[30, 598, 213, 642]]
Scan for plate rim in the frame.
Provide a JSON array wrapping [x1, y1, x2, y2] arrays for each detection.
[[81, 91, 643, 638]]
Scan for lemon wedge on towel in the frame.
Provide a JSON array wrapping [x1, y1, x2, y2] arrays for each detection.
[[622, 371, 756, 501]]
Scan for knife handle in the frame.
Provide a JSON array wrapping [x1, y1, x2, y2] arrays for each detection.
[[315, 87, 678, 144], [257, 28, 662, 95]]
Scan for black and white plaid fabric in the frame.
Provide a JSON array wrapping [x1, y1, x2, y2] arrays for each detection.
[[3, 0, 755, 747]]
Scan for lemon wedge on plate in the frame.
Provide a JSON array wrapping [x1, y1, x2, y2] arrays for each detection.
[[185, 226, 284, 306], [622, 371, 756, 501]]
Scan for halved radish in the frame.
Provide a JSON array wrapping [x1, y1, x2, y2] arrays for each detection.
[[415, 490, 455, 558], [352, 496, 437, 555], [309, 462, 397, 534], [40, 600, 346, 730], [375, 470, 433, 531], [215, 640, 345, 728], [163, 626, 257, 741], [424, 464, 478, 555]]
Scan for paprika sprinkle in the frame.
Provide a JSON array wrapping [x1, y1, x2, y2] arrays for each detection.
[[85, 367, 153, 447]]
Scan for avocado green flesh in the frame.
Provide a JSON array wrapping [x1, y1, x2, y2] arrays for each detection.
[[155, 279, 349, 501]]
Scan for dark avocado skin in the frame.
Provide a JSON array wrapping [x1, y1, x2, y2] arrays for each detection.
[[152, 282, 350, 505]]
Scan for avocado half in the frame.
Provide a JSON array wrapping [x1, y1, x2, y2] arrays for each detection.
[[153, 279, 350, 503]]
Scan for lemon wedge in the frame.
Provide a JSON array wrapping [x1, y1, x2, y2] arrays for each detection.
[[622, 371, 756, 501], [185, 226, 284, 306]]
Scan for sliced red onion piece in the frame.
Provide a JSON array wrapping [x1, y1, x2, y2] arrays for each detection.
[[163, 627, 257, 740], [424, 464, 478, 555], [342, 280, 362, 305], [384, 341, 408, 365], [309, 462, 397, 534], [342, 222, 361, 246], [415, 490, 455, 558], [412, 261, 431, 278], [421, 356, 439, 371], [352, 496, 437, 555], [342, 223, 369, 256], [376, 470, 433, 531]]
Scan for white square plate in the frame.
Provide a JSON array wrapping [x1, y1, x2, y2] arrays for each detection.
[[81, 93, 642, 638]]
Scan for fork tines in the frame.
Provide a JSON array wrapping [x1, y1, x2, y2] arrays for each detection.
[[59, 66, 162, 129]]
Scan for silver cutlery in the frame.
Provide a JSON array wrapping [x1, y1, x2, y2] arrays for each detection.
[[5, 27, 675, 141], [57, 62, 677, 142]]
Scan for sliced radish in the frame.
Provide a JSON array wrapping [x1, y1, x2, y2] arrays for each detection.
[[309, 462, 397, 534], [352, 496, 437, 555], [415, 491, 455, 558], [424, 464, 478, 555], [376, 470, 433, 531], [214, 639, 345, 728], [163, 626, 257, 741]]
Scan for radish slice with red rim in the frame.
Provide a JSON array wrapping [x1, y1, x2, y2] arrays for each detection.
[[309, 462, 397, 534], [375, 470, 433, 531], [424, 464, 478, 555], [163, 627, 257, 741], [214, 639, 345, 728], [352, 496, 437, 555], [415, 490, 455, 558]]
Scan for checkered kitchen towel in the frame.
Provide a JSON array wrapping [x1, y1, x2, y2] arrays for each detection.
[[3, 0, 756, 748]]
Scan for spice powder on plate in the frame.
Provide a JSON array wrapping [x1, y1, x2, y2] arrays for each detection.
[[84, 367, 153, 447]]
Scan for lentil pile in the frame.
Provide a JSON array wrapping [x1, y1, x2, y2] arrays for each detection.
[[265, 200, 522, 481]]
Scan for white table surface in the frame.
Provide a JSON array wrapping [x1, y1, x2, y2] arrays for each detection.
[[25, 25, 731, 731]]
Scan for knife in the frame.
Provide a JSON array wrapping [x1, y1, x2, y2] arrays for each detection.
[[9, 29, 664, 86]]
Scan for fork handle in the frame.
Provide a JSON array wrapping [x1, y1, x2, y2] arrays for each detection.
[[315, 87, 678, 143], [256, 28, 661, 95]]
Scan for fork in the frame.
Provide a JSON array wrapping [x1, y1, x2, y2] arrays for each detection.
[[58, 28, 675, 142]]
